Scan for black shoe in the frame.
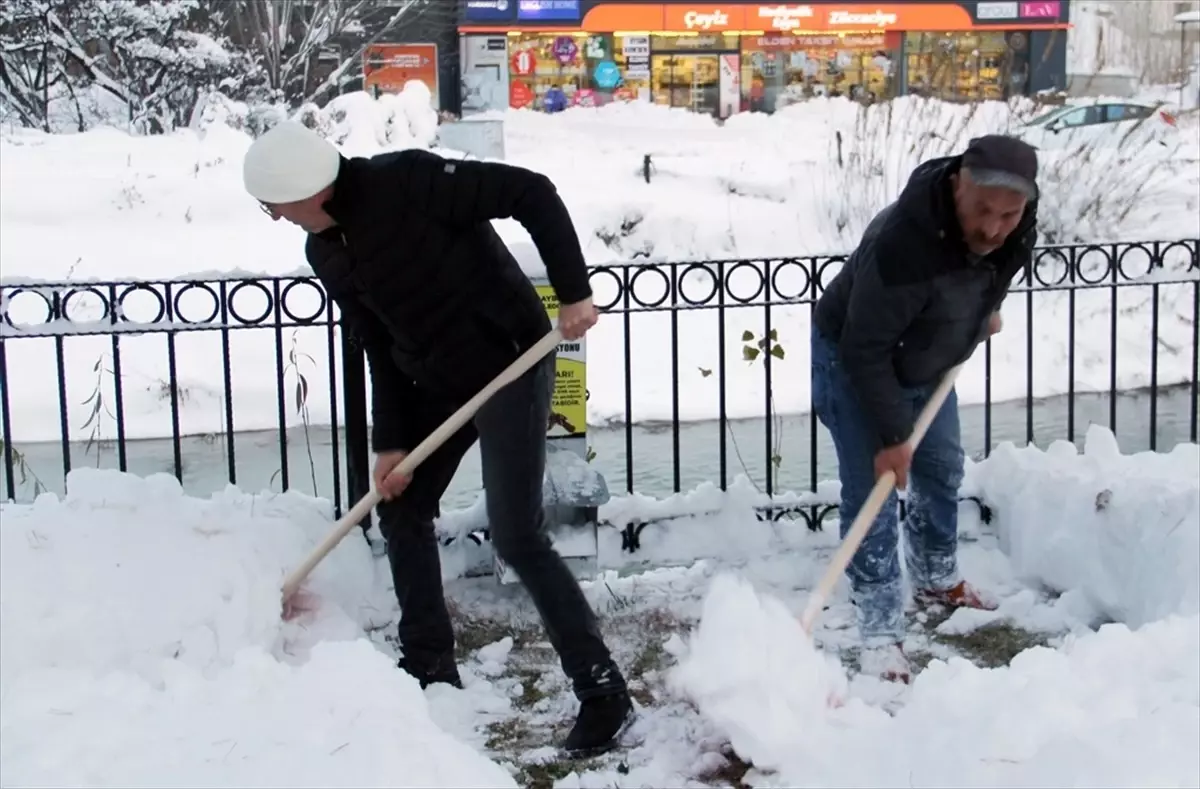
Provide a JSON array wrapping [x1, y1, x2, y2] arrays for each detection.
[[397, 656, 464, 690], [561, 691, 635, 758]]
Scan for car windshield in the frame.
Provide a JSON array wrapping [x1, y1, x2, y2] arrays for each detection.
[[1022, 106, 1075, 127]]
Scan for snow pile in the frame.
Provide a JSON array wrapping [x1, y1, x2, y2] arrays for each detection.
[[292, 83, 441, 156], [5, 92, 1193, 285], [664, 573, 849, 776], [0, 469, 515, 788], [968, 424, 1200, 627], [3, 640, 517, 788], [670, 429, 1200, 786], [671, 591, 1198, 786]]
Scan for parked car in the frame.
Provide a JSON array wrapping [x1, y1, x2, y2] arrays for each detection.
[[1012, 100, 1181, 152]]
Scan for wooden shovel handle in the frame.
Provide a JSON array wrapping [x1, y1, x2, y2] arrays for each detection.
[[799, 363, 963, 636], [280, 328, 565, 603]]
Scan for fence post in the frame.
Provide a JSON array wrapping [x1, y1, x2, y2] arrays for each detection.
[[340, 331, 373, 540]]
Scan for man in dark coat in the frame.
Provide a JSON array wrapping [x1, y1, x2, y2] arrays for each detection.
[[811, 135, 1040, 684], [243, 121, 631, 757]]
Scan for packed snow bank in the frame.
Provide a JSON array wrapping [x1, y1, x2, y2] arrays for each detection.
[[0, 469, 515, 788], [670, 429, 1200, 786], [2, 641, 517, 788], [2, 95, 1198, 445], [0, 469, 379, 680], [673, 582, 1199, 786], [968, 424, 1200, 627]]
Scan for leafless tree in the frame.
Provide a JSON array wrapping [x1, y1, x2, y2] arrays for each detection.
[[227, 0, 458, 105]]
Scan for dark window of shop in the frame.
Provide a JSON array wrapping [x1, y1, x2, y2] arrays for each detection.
[[904, 31, 1028, 101], [741, 33, 901, 113]]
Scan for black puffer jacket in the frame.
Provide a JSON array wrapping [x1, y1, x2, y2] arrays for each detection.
[[304, 149, 592, 452], [813, 153, 1038, 448]]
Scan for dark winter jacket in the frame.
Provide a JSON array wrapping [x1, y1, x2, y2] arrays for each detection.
[[813, 153, 1038, 448], [304, 149, 592, 452]]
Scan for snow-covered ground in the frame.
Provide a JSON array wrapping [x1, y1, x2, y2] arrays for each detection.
[[2, 94, 1198, 446], [2, 426, 1197, 787]]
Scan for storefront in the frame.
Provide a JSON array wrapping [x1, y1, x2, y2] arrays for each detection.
[[458, 1, 1071, 115]]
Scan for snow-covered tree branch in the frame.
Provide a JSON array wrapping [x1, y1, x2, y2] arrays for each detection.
[[0, 0, 454, 135], [1, 0, 249, 133], [227, 0, 372, 103], [300, 0, 421, 105], [0, 0, 76, 130]]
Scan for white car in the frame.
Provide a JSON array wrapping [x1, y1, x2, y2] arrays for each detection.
[[1012, 101, 1182, 153]]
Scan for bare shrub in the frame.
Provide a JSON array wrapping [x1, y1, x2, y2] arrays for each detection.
[[1034, 117, 1196, 245], [816, 97, 1029, 248], [816, 96, 1193, 250]]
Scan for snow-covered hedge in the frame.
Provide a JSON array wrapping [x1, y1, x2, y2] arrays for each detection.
[[189, 81, 440, 152]]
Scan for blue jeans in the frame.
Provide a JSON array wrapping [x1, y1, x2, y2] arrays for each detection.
[[811, 329, 965, 645]]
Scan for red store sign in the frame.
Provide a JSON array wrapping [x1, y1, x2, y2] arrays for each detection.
[[511, 49, 537, 76]]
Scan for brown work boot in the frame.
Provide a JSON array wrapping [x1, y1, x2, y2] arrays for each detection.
[[914, 580, 997, 612]]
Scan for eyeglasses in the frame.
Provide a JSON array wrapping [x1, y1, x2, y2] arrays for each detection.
[[259, 201, 278, 218]]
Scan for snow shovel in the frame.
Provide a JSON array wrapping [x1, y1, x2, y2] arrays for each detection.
[[799, 363, 964, 636], [280, 327, 566, 620]]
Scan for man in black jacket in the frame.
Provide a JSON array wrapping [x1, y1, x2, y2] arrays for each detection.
[[243, 121, 631, 756], [811, 135, 1039, 684]]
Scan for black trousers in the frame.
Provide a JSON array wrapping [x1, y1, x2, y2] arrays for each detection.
[[377, 355, 626, 700]]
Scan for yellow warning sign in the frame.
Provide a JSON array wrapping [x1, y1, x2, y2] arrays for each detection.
[[538, 287, 561, 319], [549, 357, 586, 437], [535, 283, 586, 440]]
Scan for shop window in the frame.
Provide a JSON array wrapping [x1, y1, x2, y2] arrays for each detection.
[[652, 53, 722, 113], [741, 33, 900, 112], [904, 31, 1015, 101], [647, 33, 740, 113], [507, 32, 587, 110], [613, 34, 652, 103], [508, 32, 651, 111]]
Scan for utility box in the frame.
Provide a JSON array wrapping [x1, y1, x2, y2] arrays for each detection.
[[493, 442, 609, 585], [493, 277, 608, 585], [435, 116, 505, 160]]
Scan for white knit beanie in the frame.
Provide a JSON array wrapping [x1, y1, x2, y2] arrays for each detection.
[[243, 121, 341, 204]]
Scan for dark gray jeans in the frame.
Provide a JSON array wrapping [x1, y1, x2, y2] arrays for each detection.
[[376, 354, 626, 700]]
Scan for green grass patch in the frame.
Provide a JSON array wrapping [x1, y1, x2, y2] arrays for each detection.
[[934, 622, 1048, 668]]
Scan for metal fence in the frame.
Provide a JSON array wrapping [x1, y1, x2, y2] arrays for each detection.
[[2, 239, 1197, 536]]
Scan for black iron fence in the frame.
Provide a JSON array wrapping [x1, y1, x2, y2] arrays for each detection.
[[2, 239, 1197, 536]]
